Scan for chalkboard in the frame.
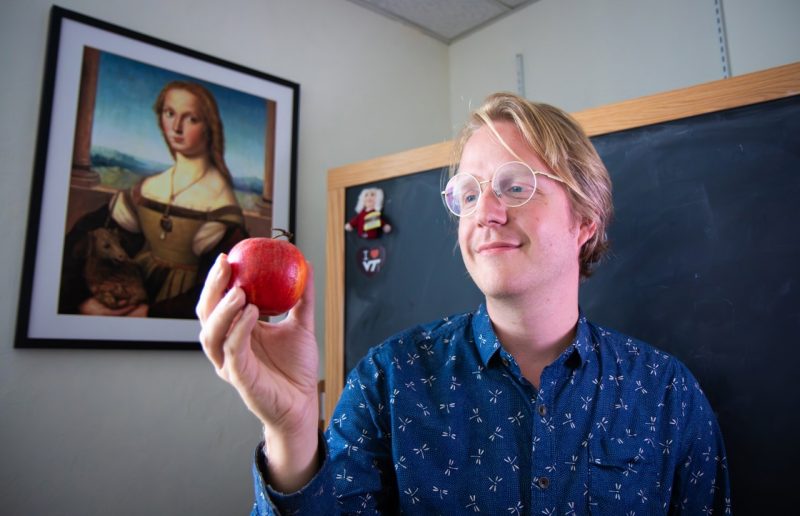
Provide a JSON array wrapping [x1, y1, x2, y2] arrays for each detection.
[[343, 169, 482, 373], [326, 63, 800, 513], [582, 94, 800, 514]]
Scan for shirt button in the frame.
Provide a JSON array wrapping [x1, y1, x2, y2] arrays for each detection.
[[538, 476, 550, 489], [501, 357, 510, 367], [538, 404, 547, 416]]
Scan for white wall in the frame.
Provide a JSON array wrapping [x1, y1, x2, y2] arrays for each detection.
[[723, 0, 800, 75], [0, 0, 449, 514], [449, 0, 800, 128], [3, 0, 799, 514]]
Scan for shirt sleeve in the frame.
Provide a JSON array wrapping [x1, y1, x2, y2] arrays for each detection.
[[108, 190, 141, 233], [669, 368, 732, 514], [347, 210, 363, 231], [192, 221, 227, 256], [250, 357, 397, 514], [324, 363, 398, 513], [251, 432, 334, 515]]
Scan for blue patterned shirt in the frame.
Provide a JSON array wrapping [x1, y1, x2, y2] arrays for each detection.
[[252, 305, 731, 514]]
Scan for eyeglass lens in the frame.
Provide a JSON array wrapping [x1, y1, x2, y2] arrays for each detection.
[[443, 162, 537, 216]]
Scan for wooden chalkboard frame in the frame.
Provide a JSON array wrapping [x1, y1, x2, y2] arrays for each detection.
[[324, 61, 800, 421]]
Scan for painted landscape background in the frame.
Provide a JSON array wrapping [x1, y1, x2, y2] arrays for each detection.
[[90, 146, 265, 210]]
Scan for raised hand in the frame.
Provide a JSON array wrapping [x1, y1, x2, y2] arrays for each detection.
[[196, 253, 320, 491]]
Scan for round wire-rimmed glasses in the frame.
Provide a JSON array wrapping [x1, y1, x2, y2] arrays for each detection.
[[441, 161, 565, 217]]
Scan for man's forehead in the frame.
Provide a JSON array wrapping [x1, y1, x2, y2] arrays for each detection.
[[461, 125, 550, 174]]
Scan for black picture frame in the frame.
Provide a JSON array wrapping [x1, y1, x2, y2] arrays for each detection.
[[15, 6, 300, 350]]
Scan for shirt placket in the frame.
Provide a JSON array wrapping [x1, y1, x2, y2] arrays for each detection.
[[531, 365, 560, 510], [499, 350, 559, 511]]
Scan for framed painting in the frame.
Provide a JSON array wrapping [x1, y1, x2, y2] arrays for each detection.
[[15, 6, 300, 349]]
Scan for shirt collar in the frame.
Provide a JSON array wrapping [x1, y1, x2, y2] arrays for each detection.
[[572, 311, 594, 364], [471, 304, 502, 367], [470, 304, 595, 369]]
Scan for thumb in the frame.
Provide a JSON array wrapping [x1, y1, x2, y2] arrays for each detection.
[[288, 260, 315, 333]]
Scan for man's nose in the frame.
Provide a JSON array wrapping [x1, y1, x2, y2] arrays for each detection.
[[474, 185, 507, 226]]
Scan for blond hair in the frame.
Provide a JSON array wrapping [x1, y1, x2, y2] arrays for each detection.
[[453, 92, 613, 277]]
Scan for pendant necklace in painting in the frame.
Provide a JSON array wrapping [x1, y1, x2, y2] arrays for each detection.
[[160, 167, 207, 240]]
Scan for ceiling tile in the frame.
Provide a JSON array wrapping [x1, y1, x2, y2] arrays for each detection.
[[348, 0, 538, 43]]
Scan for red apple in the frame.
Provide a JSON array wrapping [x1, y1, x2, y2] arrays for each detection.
[[226, 237, 309, 316]]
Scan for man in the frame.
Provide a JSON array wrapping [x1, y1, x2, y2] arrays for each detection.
[[197, 93, 731, 514]]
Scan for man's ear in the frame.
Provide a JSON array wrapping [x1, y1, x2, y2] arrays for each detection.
[[578, 219, 598, 248]]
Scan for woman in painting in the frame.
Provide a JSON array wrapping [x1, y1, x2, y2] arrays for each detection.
[[60, 80, 247, 319]]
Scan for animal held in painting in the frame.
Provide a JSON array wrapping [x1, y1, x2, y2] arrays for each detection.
[[82, 227, 147, 309]]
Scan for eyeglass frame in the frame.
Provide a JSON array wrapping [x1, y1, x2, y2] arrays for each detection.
[[441, 160, 566, 217]]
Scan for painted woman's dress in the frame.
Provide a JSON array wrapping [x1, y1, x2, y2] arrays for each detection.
[[59, 179, 247, 319]]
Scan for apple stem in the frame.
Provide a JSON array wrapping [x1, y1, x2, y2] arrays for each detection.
[[272, 228, 294, 242]]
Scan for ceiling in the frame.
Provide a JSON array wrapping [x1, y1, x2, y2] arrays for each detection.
[[346, 0, 539, 44]]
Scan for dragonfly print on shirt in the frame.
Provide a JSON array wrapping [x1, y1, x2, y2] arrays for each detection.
[[253, 305, 731, 515]]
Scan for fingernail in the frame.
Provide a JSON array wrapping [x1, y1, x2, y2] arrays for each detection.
[[215, 253, 228, 278]]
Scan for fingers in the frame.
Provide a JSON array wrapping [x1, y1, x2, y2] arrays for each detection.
[[196, 253, 230, 323], [198, 254, 233, 370], [199, 285, 247, 371], [289, 261, 315, 333], [223, 303, 260, 378]]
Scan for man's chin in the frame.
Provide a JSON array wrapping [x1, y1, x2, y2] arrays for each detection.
[[471, 277, 528, 301]]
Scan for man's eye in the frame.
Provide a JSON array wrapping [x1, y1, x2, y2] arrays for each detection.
[[460, 189, 479, 204], [500, 180, 533, 198]]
